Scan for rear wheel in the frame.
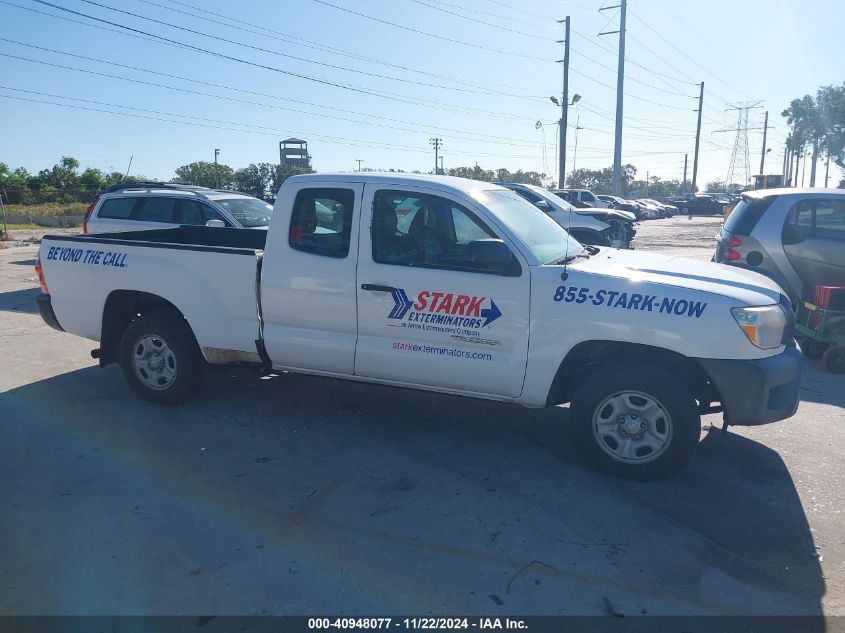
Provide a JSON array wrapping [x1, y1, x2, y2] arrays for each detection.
[[801, 339, 829, 360], [570, 364, 701, 480], [823, 346, 845, 374], [119, 313, 205, 404]]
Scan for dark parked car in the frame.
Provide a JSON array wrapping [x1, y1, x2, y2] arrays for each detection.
[[596, 194, 643, 218], [670, 194, 726, 215], [714, 188, 845, 303]]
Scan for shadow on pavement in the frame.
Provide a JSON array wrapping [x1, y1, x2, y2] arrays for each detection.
[[0, 365, 825, 621], [0, 286, 39, 314]]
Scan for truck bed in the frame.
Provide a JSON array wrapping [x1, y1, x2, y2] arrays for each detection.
[[74, 226, 268, 252], [40, 227, 264, 363]]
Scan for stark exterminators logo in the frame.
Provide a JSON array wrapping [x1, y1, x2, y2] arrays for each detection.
[[388, 289, 502, 328]]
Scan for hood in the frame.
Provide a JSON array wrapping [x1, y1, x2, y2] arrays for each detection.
[[576, 208, 636, 222], [575, 248, 784, 305]]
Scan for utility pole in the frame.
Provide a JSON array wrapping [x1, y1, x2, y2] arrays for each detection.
[[825, 151, 831, 187], [429, 138, 442, 175], [571, 113, 583, 179], [214, 148, 220, 188], [692, 81, 704, 192], [600, 1, 626, 194], [355, 159, 363, 172], [783, 146, 789, 184], [439, 155, 444, 174], [556, 16, 570, 189], [683, 153, 688, 191], [759, 110, 769, 175]]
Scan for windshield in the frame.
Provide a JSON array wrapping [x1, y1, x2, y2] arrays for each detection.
[[213, 197, 273, 228], [474, 189, 584, 264], [525, 185, 576, 212]]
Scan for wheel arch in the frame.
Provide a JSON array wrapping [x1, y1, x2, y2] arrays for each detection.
[[100, 290, 192, 367], [547, 340, 719, 407]]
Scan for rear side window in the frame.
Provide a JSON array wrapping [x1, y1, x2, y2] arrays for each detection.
[[97, 198, 136, 219], [724, 196, 775, 235], [289, 188, 355, 258], [136, 198, 178, 223], [784, 199, 845, 240]]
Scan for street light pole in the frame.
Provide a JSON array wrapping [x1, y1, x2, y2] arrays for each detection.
[[214, 148, 220, 188], [571, 113, 583, 180], [356, 159, 363, 172]]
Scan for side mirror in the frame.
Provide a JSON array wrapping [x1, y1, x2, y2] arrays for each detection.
[[534, 200, 551, 212], [466, 239, 520, 276], [205, 219, 226, 228], [781, 224, 806, 245]]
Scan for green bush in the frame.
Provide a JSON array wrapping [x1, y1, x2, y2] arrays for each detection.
[[2, 203, 88, 217]]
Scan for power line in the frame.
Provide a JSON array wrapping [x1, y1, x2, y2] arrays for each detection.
[[19, 1, 545, 122], [570, 27, 695, 85], [143, 0, 548, 95], [414, 0, 556, 30], [309, 0, 554, 61], [0, 50, 557, 150], [0, 88, 550, 160], [74, 0, 548, 100], [628, 8, 738, 106], [407, 0, 556, 41]]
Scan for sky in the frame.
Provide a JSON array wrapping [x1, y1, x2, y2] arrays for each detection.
[[1, 0, 843, 189]]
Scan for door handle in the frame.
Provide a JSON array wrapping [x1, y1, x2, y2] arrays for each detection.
[[361, 284, 398, 293]]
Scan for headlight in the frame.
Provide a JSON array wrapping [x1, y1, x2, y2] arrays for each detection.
[[731, 305, 788, 349]]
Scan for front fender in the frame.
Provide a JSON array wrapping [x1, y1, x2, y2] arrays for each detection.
[[518, 264, 780, 407]]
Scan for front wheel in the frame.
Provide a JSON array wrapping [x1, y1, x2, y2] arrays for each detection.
[[570, 364, 701, 480], [119, 313, 205, 404]]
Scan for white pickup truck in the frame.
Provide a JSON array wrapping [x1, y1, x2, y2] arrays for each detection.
[[35, 174, 802, 479]]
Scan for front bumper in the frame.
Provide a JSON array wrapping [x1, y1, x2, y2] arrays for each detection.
[[36, 293, 64, 332], [697, 347, 802, 426]]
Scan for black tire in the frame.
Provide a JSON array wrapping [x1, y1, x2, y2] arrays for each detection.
[[801, 339, 829, 361], [570, 364, 701, 480], [119, 313, 205, 404], [822, 346, 845, 374]]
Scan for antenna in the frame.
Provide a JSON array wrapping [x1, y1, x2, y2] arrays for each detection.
[[122, 155, 134, 180], [562, 190, 574, 281]]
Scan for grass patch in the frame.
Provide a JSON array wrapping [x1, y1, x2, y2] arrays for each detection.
[[2, 202, 88, 216]]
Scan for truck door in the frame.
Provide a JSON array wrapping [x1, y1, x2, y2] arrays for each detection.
[[260, 181, 363, 375], [354, 184, 530, 398]]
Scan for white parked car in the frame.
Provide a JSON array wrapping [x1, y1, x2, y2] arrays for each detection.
[[83, 182, 273, 233], [37, 174, 801, 480], [559, 188, 611, 208], [495, 182, 635, 248]]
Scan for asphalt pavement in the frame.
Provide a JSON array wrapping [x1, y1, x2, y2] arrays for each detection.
[[1, 218, 843, 618]]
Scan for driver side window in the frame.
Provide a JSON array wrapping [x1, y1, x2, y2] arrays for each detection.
[[371, 190, 501, 273]]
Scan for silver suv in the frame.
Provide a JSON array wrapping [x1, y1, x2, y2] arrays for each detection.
[[83, 182, 273, 233], [714, 188, 845, 302]]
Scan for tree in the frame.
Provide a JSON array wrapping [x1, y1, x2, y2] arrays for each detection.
[[173, 161, 234, 188], [567, 164, 636, 194], [815, 83, 845, 172], [233, 162, 276, 198], [271, 164, 314, 194]]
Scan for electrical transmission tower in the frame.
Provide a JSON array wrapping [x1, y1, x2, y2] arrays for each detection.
[[723, 101, 763, 187]]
